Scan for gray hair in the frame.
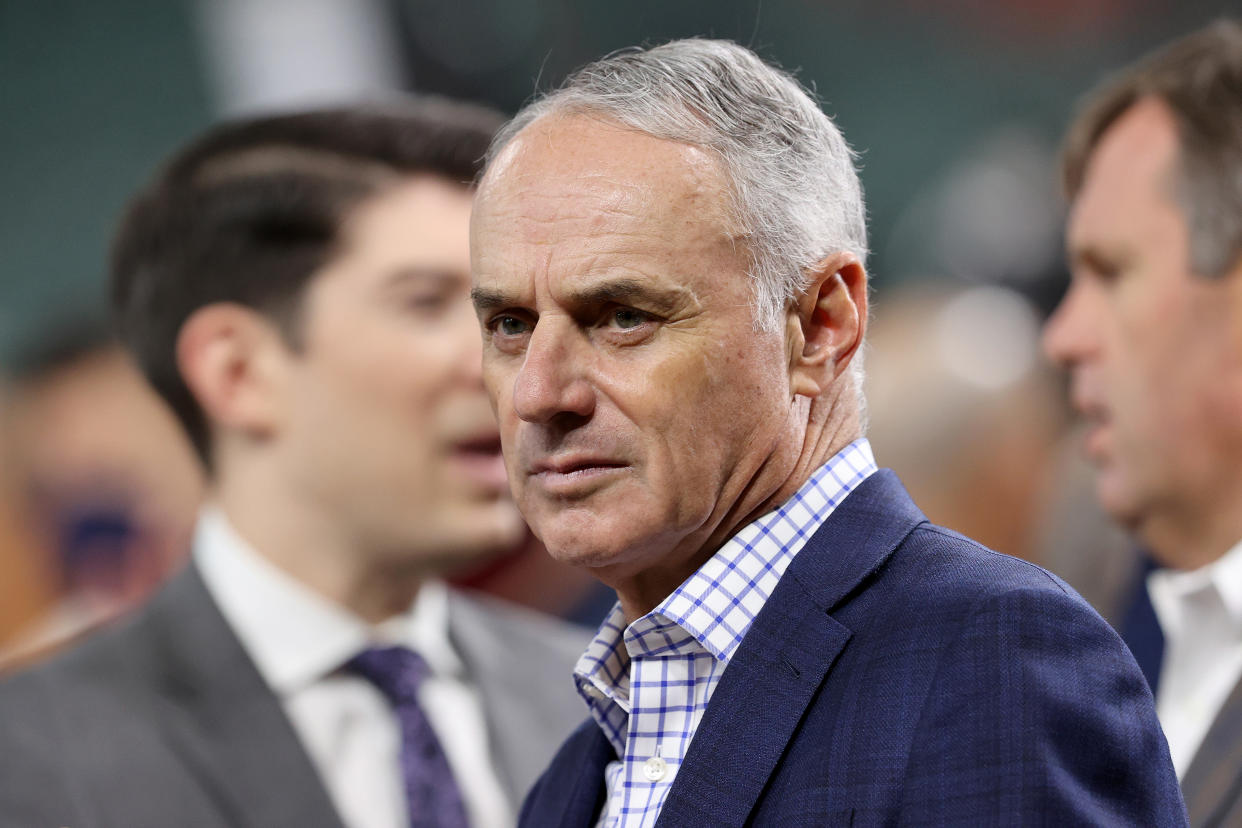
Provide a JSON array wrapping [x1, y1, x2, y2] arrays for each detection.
[[485, 38, 869, 332]]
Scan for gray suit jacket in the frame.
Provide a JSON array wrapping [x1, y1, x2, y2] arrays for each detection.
[[1182, 678, 1242, 827], [0, 564, 590, 828]]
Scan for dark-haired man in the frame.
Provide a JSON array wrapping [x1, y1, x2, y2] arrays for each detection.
[[0, 99, 586, 828], [1043, 20, 1242, 825]]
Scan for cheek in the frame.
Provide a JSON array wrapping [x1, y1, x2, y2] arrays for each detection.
[[636, 343, 785, 479]]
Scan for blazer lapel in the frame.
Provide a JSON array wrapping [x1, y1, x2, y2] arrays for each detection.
[[142, 566, 346, 828], [445, 593, 524, 804], [657, 470, 926, 827], [447, 590, 584, 806], [552, 723, 617, 828], [1181, 673, 1242, 826]]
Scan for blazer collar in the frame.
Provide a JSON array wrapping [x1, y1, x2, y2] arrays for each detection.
[[1181, 673, 1242, 826], [656, 469, 926, 826], [143, 565, 346, 828]]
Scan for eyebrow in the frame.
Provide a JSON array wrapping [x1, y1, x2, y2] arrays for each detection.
[[471, 286, 514, 313], [472, 277, 692, 315], [571, 278, 691, 314], [382, 267, 464, 289], [1068, 244, 1124, 275]]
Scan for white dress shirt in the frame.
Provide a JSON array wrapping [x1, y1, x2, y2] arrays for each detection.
[[193, 506, 512, 828], [1149, 537, 1242, 779]]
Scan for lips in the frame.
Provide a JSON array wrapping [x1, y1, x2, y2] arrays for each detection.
[[531, 454, 626, 475], [454, 434, 503, 456], [449, 433, 510, 489], [1070, 395, 1112, 461], [527, 454, 629, 496]]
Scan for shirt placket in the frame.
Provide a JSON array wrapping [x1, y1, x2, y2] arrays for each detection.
[[616, 644, 697, 827]]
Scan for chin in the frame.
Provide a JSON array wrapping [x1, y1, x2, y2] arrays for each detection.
[[469, 507, 529, 554], [423, 500, 528, 558], [538, 523, 664, 575], [1094, 471, 1143, 530]]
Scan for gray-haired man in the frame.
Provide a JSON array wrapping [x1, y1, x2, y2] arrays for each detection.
[[471, 38, 1185, 826]]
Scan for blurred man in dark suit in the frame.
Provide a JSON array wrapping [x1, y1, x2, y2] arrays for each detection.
[[472, 38, 1184, 826], [0, 98, 586, 828], [1043, 19, 1242, 826]]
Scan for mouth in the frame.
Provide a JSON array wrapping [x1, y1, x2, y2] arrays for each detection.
[[1075, 406, 1112, 461], [455, 434, 504, 457], [449, 434, 510, 489], [528, 455, 629, 495]]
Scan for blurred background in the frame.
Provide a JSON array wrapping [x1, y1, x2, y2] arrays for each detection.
[[0, 0, 1232, 660]]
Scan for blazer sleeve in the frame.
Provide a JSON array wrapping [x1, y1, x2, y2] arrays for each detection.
[[898, 583, 1188, 826]]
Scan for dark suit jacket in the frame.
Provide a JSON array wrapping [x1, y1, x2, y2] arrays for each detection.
[[0, 564, 587, 828], [520, 470, 1187, 827]]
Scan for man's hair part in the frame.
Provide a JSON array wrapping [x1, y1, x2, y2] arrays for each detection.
[[1062, 19, 1242, 278]]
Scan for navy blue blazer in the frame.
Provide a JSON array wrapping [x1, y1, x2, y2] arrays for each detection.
[[520, 470, 1187, 826]]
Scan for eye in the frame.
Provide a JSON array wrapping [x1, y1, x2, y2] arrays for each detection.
[[499, 315, 529, 335], [483, 313, 533, 355], [405, 291, 453, 313], [609, 307, 651, 330], [495, 315, 531, 336]]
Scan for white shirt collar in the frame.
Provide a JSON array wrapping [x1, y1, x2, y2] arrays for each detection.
[[1150, 536, 1242, 635], [192, 505, 463, 696]]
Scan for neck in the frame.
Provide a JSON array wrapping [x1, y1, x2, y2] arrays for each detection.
[[610, 389, 862, 623], [211, 457, 424, 625], [1141, 503, 1242, 573]]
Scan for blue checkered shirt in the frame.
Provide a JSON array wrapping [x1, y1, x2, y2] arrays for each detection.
[[573, 439, 877, 828]]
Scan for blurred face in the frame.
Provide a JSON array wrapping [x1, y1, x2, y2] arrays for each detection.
[[471, 116, 803, 585], [1043, 99, 1242, 556], [276, 175, 524, 565]]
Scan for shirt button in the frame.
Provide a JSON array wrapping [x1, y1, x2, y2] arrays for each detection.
[[642, 756, 667, 782]]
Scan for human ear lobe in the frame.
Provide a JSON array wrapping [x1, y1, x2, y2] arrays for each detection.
[[788, 253, 868, 398], [175, 303, 288, 439]]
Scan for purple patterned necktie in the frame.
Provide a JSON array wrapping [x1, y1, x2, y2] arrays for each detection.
[[346, 646, 470, 828]]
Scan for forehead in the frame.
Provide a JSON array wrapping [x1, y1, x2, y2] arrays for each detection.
[[342, 174, 472, 254], [473, 114, 738, 252], [1069, 98, 1182, 243], [305, 174, 474, 315]]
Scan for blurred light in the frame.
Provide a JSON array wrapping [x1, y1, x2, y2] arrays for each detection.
[[935, 286, 1040, 391], [885, 126, 1064, 286], [196, 0, 404, 115]]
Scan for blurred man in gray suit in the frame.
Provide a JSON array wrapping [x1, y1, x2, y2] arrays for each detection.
[[0, 99, 587, 828], [1043, 19, 1242, 827]]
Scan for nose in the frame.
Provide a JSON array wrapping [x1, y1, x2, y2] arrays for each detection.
[[512, 322, 595, 424], [1042, 280, 1097, 367]]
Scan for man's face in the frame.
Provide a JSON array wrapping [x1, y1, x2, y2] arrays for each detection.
[[471, 116, 804, 583], [275, 175, 524, 566], [1043, 99, 1242, 551]]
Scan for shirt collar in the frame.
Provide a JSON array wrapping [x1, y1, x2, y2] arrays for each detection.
[[573, 438, 877, 719], [1150, 536, 1242, 635], [193, 505, 463, 695], [648, 438, 875, 662]]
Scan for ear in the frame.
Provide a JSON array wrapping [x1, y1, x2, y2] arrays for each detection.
[[787, 252, 868, 399], [175, 304, 290, 441]]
